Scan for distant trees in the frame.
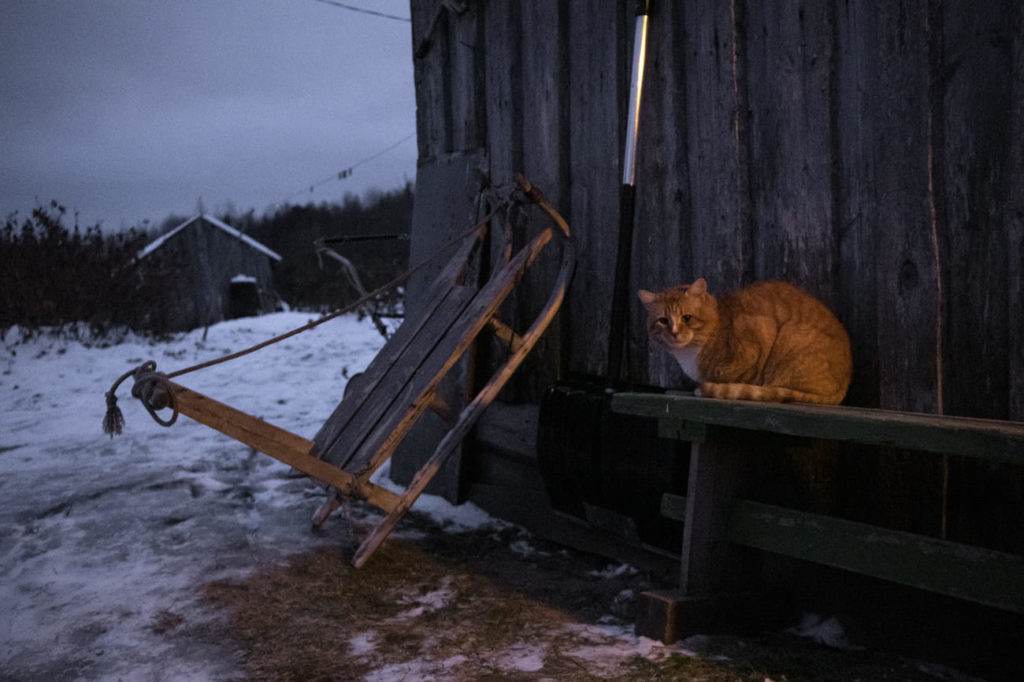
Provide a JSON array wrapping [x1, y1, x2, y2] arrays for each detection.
[[1, 185, 413, 335], [0, 201, 165, 335], [230, 183, 413, 311]]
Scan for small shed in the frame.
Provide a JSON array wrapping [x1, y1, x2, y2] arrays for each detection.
[[137, 214, 282, 331]]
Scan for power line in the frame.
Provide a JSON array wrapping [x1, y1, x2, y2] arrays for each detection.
[[312, 0, 410, 23], [286, 131, 416, 202]]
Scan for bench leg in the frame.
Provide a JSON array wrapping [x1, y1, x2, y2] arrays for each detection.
[[636, 426, 764, 641]]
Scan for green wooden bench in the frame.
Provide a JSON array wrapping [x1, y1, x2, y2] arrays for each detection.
[[611, 392, 1024, 642]]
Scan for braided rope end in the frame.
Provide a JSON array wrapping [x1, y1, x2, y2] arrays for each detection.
[[103, 391, 125, 438]]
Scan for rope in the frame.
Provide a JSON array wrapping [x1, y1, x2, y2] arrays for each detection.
[[103, 189, 520, 436], [103, 361, 178, 436]]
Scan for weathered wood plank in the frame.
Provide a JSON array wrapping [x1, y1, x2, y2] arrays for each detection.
[[873, 1, 940, 415], [744, 0, 836, 296], [741, 0, 842, 524], [868, 1, 945, 534], [319, 283, 478, 472], [566, 0, 623, 376], [483, 0, 521, 179], [682, 0, 752, 292], [834, 0, 880, 408], [505, 0, 569, 400], [311, 229, 482, 459], [167, 383, 400, 513], [342, 227, 556, 476], [1011, 2, 1024, 423], [937, 0, 1024, 553], [938, 0, 1014, 420], [728, 498, 1024, 614], [411, 0, 450, 161], [632, 0, 690, 387], [612, 392, 1024, 465], [448, 2, 483, 152], [520, 0, 567, 198]]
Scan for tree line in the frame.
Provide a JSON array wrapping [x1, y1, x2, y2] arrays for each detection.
[[1, 185, 413, 336], [235, 183, 412, 311]]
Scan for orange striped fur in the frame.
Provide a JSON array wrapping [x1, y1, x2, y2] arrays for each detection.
[[638, 278, 852, 405]]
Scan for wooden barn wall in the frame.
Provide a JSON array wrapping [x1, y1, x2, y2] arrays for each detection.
[[147, 219, 278, 331], [409, 1, 1024, 546]]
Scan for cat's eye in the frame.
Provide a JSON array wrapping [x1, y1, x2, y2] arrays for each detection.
[[656, 317, 670, 327], [682, 314, 692, 323]]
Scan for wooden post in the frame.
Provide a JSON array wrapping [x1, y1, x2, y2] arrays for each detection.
[[636, 425, 766, 642]]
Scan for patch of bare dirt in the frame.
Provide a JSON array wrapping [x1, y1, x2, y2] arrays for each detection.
[[195, 503, 956, 681]]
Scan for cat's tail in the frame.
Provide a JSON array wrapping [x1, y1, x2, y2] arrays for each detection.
[[699, 382, 845, 405]]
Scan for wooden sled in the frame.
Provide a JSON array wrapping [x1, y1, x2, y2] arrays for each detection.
[[139, 176, 574, 568]]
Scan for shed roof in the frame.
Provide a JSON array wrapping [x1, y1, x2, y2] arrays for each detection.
[[138, 214, 282, 262]]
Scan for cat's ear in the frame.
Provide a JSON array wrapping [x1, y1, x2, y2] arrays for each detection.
[[690, 278, 708, 295], [637, 289, 658, 307]]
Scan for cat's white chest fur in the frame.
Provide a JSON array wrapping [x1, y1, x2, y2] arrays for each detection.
[[669, 346, 701, 381]]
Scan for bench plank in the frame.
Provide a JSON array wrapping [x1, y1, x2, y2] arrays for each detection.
[[613, 392, 1024, 465], [728, 499, 1024, 614]]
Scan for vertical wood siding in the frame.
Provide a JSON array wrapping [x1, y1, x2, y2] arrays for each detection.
[[411, 0, 1024, 420], [409, 0, 1024, 546]]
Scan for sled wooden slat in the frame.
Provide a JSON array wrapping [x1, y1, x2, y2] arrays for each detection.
[[165, 382, 401, 512], [310, 229, 484, 458], [314, 282, 478, 472], [351, 226, 574, 567], [330, 226, 556, 479]]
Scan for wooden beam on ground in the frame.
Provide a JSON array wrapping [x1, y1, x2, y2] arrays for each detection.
[[167, 382, 401, 513]]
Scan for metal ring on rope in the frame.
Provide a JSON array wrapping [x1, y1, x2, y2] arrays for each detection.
[[103, 361, 178, 436], [129, 361, 178, 427]]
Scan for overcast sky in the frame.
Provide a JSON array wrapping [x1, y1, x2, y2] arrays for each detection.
[[0, 1, 416, 231]]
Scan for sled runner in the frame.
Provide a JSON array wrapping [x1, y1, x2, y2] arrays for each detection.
[[123, 176, 574, 568]]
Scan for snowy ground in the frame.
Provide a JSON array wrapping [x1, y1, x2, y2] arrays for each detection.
[[1, 313, 392, 679], [0, 313, 702, 680], [0, 313, 981, 680]]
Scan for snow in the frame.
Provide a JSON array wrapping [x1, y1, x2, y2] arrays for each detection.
[[1, 311, 704, 680], [788, 612, 863, 651], [348, 631, 378, 657], [0, 312, 392, 679], [588, 562, 639, 579], [137, 214, 282, 261], [394, 576, 455, 620]]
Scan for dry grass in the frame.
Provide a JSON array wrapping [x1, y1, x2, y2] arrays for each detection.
[[200, 508, 949, 681]]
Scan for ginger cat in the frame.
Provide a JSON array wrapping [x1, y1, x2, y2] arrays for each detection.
[[638, 278, 852, 404]]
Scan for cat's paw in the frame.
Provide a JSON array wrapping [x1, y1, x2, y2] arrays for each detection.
[[693, 386, 703, 397]]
